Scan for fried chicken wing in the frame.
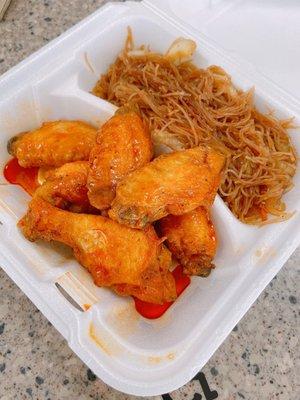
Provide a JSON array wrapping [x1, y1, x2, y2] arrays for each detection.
[[87, 112, 153, 210], [18, 197, 175, 304], [8, 120, 97, 168], [109, 146, 225, 228], [158, 207, 217, 277], [35, 161, 94, 213]]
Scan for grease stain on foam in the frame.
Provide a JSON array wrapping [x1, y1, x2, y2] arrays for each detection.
[[235, 244, 246, 256], [147, 352, 176, 365], [254, 246, 277, 265], [106, 302, 140, 337], [83, 303, 91, 311], [255, 249, 262, 258], [148, 356, 161, 364], [167, 352, 175, 360], [88, 322, 122, 356], [89, 322, 110, 355]]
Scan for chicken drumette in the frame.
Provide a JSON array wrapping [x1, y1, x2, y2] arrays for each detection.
[[19, 197, 176, 304]]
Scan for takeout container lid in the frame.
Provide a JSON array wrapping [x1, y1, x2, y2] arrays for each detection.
[[0, 0, 299, 396]]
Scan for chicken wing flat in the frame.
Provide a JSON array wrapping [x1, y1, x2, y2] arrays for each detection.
[[109, 146, 225, 228], [35, 161, 94, 213], [8, 120, 97, 168], [158, 207, 217, 277], [18, 197, 176, 304], [87, 112, 153, 210]]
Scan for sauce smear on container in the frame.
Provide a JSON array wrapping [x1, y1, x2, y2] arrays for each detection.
[[4, 158, 39, 195], [134, 265, 191, 319]]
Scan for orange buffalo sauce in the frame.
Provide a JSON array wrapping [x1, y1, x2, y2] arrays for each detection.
[[4, 158, 39, 195], [134, 265, 191, 319]]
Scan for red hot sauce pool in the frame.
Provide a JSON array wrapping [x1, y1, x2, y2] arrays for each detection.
[[4, 158, 39, 195]]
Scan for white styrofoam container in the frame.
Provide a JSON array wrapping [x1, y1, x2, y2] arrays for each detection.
[[0, 0, 300, 396]]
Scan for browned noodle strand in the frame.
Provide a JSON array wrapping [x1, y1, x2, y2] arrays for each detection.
[[92, 30, 297, 225]]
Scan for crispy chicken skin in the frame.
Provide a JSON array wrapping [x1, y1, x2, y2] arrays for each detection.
[[35, 161, 94, 213], [18, 197, 176, 304], [158, 207, 217, 277], [109, 146, 225, 228], [8, 120, 97, 168], [87, 112, 153, 210], [113, 244, 176, 303]]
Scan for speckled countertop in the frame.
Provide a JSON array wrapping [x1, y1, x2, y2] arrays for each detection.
[[0, 1, 299, 399]]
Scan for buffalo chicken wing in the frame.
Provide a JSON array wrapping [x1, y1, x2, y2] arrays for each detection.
[[8, 120, 97, 168], [18, 197, 176, 304], [109, 146, 225, 228], [87, 112, 152, 210], [158, 207, 217, 277]]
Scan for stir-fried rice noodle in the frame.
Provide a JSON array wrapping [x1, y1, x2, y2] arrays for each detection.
[[93, 29, 297, 225]]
